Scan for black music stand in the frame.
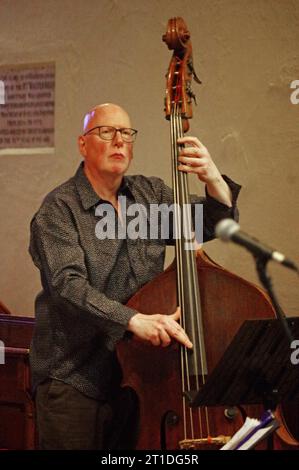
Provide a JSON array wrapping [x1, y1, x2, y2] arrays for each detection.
[[192, 317, 299, 410]]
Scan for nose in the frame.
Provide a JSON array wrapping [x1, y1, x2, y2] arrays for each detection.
[[113, 129, 124, 147]]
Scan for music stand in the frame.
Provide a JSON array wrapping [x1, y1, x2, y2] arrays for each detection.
[[192, 317, 299, 410]]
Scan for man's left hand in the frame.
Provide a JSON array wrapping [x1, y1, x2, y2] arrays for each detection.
[[177, 136, 232, 207], [177, 136, 221, 183]]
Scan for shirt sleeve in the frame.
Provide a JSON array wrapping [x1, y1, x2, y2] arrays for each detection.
[[29, 201, 137, 340], [149, 174, 241, 243], [199, 174, 241, 242]]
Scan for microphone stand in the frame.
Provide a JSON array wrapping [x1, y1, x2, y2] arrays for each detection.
[[255, 256, 293, 343], [255, 256, 295, 450]]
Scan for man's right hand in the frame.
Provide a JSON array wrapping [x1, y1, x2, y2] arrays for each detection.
[[127, 307, 193, 349]]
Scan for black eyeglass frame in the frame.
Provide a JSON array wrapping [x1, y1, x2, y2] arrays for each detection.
[[83, 125, 138, 142]]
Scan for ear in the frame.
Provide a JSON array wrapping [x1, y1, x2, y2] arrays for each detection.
[[129, 144, 134, 161], [78, 135, 87, 157]]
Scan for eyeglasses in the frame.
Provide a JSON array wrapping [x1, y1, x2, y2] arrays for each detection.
[[83, 126, 138, 143]]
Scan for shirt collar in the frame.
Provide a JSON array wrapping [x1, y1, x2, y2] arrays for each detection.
[[74, 162, 132, 210]]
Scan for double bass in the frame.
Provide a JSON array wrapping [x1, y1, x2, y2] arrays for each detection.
[[117, 17, 299, 450]]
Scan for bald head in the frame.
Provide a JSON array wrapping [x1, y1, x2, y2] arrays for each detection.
[[78, 103, 134, 181], [83, 103, 132, 133]]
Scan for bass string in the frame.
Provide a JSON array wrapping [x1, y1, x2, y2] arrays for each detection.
[[170, 104, 211, 439]]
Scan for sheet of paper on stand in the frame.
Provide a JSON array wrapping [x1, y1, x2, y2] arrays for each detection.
[[220, 410, 280, 450]]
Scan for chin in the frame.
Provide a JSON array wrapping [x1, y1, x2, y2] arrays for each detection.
[[113, 159, 130, 170], [110, 164, 128, 175]]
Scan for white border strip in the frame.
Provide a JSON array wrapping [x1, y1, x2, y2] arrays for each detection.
[[0, 147, 55, 155]]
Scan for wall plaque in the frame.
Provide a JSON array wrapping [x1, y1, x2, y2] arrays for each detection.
[[0, 63, 55, 154]]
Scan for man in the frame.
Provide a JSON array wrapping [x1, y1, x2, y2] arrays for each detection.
[[29, 103, 240, 449]]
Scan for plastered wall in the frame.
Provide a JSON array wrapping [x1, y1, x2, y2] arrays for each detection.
[[0, 0, 298, 317]]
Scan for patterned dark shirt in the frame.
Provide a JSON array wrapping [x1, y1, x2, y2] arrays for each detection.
[[29, 162, 241, 400]]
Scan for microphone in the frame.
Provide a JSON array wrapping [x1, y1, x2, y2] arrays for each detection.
[[215, 219, 298, 272]]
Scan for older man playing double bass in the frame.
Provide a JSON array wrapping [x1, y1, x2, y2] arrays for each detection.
[[29, 103, 240, 449]]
